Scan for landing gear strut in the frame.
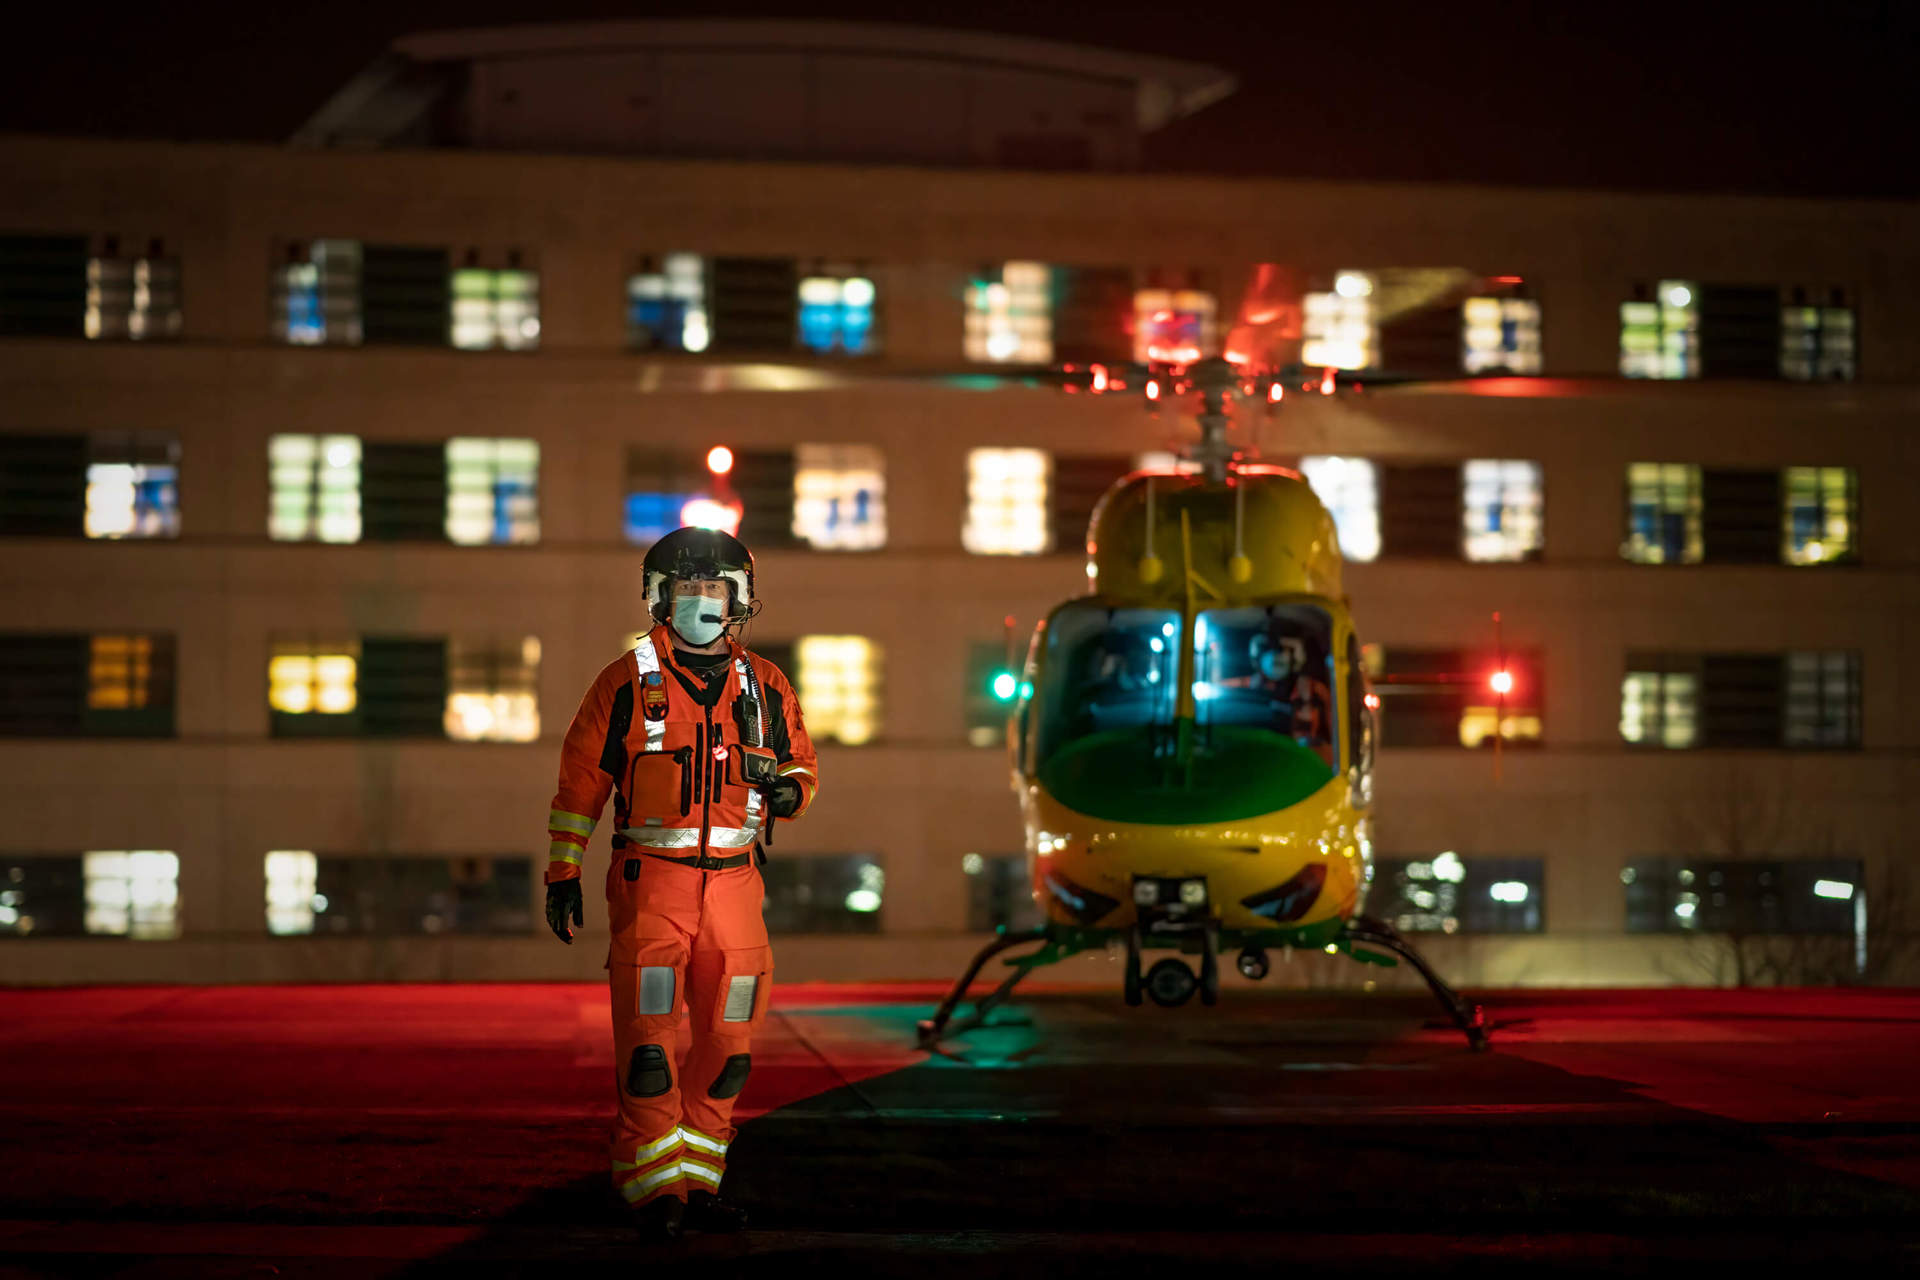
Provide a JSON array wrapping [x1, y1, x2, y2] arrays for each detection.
[[916, 926, 1051, 1047], [1342, 914, 1490, 1052]]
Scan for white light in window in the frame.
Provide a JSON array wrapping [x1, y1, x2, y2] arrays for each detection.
[[84, 850, 179, 939], [844, 888, 882, 913], [963, 448, 1050, 555], [1663, 283, 1692, 308], [683, 312, 711, 352], [325, 441, 355, 470], [447, 438, 540, 546], [681, 496, 742, 535], [1813, 879, 1854, 900], [1673, 901, 1697, 919], [1432, 851, 1466, 883], [796, 636, 881, 745], [962, 853, 985, 876], [793, 444, 886, 550], [266, 850, 318, 935], [1299, 456, 1380, 562], [1488, 880, 1530, 903], [841, 277, 875, 308], [1335, 272, 1374, 298]]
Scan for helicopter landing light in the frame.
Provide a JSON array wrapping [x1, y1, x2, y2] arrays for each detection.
[[1178, 880, 1207, 907], [1133, 880, 1159, 906]]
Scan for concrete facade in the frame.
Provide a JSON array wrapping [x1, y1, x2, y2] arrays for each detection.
[[1, 134, 1916, 988]]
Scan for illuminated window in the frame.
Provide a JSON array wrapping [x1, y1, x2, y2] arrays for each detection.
[[1375, 648, 1542, 749], [273, 239, 363, 345], [795, 636, 881, 746], [1461, 460, 1543, 562], [793, 444, 885, 549], [1370, 854, 1542, 934], [269, 638, 359, 717], [762, 856, 884, 934], [445, 636, 541, 743], [1620, 669, 1699, 748], [0, 856, 85, 935], [1623, 463, 1702, 564], [1785, 651, 1861, 748], [1619, 280, 1698, 378], [270, 856, 532, 935], [265, 850, 318, 936], [85, 432, 179, 539], [1781, 292, 1855, 381], [1461, 297, 1541, 374], [87, 243, 182, 341], [1132, 288, 1216, 363], [451, 267, 540, 351], [445, 438, 539, 545], [966, 852, 1041, 932], [1302, 273, 1376, 369], [797, 273, 876, 355], [0, 633, 175, 737], [965, 262, 1052, 362], [627, 254, 710, 352], [1783, 466, 1856, 565], [83, 850, 179, 939], [89, 634, 166, 711], [269, 434, 361, 543], [964, 448, 1050, 555], [1298, 456, 1380, 562], [624, 447, 705, 545], [1624, 856, 1861, 935]]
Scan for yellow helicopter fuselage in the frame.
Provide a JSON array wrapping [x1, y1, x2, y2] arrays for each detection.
[[1011, 464, 1377, 950]]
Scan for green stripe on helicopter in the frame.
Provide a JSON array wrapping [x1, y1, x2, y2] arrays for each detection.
[[1037, 723, 1336, 826]]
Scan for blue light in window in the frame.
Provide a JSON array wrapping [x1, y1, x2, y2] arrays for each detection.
[[625, 492, 694, 544], [798, 277, 874, 355]]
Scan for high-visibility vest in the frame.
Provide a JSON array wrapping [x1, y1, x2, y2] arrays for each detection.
[[545, 625, 819, 883]]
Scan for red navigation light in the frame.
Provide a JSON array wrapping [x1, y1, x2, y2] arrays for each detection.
[[1489, 669, 1515, 696], [1091, 363, 1109, 393], [1492, 275, 1524, 285], [1319, 367, 1338, 396], [1145, 379, 1162, 402], [706, 445, 735, 475], [1364, 692, 1381, 710]]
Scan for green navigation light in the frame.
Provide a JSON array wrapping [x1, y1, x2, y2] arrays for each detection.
[[991, 671, 1018, 701]]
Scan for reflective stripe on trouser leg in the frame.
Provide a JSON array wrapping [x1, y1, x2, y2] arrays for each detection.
[[610, 937, 689, 1201], [613, 1127, 686, 1204]]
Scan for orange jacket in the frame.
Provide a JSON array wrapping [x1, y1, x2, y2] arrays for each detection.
[[546, 625, 818, 886]]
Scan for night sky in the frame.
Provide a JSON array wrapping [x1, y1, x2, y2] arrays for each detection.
[[3, 0, 1916, 198]]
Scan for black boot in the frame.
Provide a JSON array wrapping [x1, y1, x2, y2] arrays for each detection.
[[685, 1188, 749, 1233], [628, 1195, 685, 1242]]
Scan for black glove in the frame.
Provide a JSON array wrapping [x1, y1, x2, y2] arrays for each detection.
[[762, 777, 804, 819], [546, 880, 583, 944]]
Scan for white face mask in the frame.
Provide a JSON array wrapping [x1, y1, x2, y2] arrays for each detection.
[[671, 593, 727, 646]]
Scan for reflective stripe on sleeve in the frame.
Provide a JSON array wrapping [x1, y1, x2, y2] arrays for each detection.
[[548, 841, 583, 866], [548, 808, 595, 838]]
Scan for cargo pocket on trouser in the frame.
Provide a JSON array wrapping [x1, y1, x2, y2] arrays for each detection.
[[678, 944, 772, 1192], [608, 937, 689, 1205]]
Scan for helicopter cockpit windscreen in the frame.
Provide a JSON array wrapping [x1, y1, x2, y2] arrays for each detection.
[[1033, 602, 1342, 820], [1033, 606, 1181, 768], [1192, 606, 1338, 767]]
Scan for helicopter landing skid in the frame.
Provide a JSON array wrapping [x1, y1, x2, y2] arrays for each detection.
[[916, 926, 1053, 1047], [1341, 914, 1490, 1052]]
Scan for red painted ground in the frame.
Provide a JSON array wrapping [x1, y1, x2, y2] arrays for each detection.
[[2, 984, 1918, 1275]]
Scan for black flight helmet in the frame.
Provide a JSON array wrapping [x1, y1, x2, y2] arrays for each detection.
[[643, 527, 756, 624]]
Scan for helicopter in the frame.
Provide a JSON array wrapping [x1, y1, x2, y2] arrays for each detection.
[[915, 353, 1491, 1052]]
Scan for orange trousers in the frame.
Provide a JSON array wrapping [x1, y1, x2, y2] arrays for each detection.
[[605, 853, 772, 1207]]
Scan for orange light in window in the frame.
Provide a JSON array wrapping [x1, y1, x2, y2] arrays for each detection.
[[1145, 379, 1161, 402]]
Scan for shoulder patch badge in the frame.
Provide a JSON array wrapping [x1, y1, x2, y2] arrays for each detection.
[[641, 672, 669, 721]]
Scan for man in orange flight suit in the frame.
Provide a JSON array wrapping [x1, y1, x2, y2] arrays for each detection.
[[543, 527, 818, 1241]]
